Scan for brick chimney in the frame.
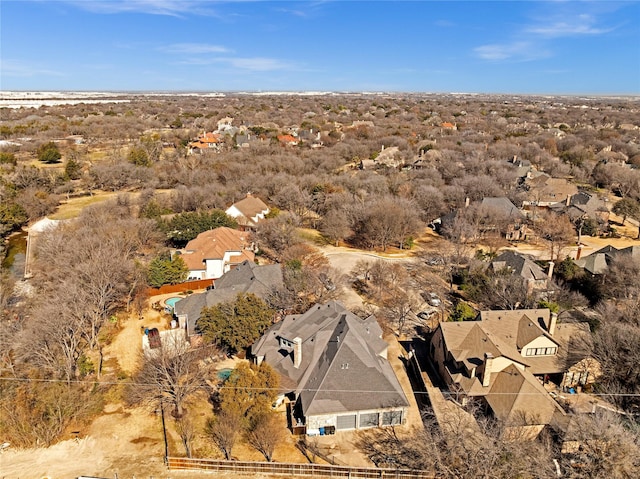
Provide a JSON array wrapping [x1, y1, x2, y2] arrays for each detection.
[[293, 337, 302, 369], [547, 261, 555, 280]]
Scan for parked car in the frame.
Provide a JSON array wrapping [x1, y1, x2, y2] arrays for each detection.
[[425, 256, 445, 266]]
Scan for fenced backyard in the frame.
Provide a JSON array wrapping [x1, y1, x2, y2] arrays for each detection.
[[166, 457, 434, 478]]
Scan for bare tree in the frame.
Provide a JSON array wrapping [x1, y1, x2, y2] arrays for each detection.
[[319, 207, 351, 246], [174, 415, 196, 458], [205, 410, 242, 460], [246, 412, 286, 462], [252, 212, 301, 260], [351, 196, 422, 251], [380, 288, 418, 336], [558, 409, 640, 479], [127, 334, 208, 417], [21, 294, 88, 382], [357, 408, 558, 478], [535, 210, 576, 261]]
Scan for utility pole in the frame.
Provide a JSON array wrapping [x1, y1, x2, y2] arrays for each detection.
[[160, 400, 169, 462]]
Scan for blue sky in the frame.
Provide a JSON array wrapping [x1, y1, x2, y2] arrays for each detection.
[[1, 0, 639, 94]]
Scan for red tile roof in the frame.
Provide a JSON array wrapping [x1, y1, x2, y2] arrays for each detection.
[[181, 227, 254, 271]]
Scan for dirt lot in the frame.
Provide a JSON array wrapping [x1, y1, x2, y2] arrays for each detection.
[[2, 293, 311, 479]]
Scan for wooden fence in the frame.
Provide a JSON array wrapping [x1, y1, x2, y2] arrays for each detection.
[[147, 278, 213, 296], [166, 457, 434, 478]]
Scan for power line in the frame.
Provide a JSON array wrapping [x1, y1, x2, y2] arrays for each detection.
[[1, 376, 640, 396]]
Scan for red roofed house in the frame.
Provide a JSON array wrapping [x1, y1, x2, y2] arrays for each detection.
[[188, 132, 222, 154], [277, 134, 298, 146], [225, 194, 270, 230], [177, 227, 255, 280]]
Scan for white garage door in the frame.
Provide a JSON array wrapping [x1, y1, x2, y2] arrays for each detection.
[[336, 414, 357, 430]]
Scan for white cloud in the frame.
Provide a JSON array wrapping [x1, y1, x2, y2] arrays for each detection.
[[163, 43, 231, 54], [65, 0, 218, 17], [473, 4, 618, 63], [474, 42, 550, 62], [526, 14, 611, 37]]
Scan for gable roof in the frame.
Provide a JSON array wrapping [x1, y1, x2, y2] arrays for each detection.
[[278, 134, 298, 144], [575, 244, 640, 275], [524, 175, 578, 203], [251, 301, 408, 416], [491, 250, 548, 282], [441, 309, 573, 375], [179, 227, 253, 272], [481, 197, 525, 220], [549, 191, 610, 221], [485, 364, 564, 424], [227, 195, 269, 222]]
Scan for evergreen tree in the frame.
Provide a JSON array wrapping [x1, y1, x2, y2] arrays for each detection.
[[147, 254, 189, 287], [37, 142, 62, 164], [197, 293, 274, 353], [160, 210, 237, 247]]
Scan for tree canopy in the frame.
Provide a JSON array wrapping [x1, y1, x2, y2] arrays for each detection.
[[197, 293, 275, 353], [160, 209, 237, 247], [218, 361, 279, 424], [147, 254, 189, 287], [612, 197, 640, 238], [36, 141, 62, 164]]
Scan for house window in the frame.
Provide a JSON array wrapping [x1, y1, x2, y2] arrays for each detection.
[[381, 410, 402, 426], [525, 347, 557, 356], [359, 412, 379, 428]]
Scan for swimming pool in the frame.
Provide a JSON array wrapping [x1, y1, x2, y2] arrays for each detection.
[[165, 297, 182, 310], [217, 368, 233, 381]]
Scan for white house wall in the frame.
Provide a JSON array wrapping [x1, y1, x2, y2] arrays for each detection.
[[225, 205, 244, 220], [306, 407, 406, 435], [521, 336, 558, 356], [489, 356, 526, 375], [204, 258, 225, 279], [188, 269, 205, 280]]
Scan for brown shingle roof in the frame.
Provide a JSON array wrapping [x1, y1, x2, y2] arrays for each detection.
[[180, 227, 253, 271], [485, 364, 564, 423], [230, 196, 269, 221]]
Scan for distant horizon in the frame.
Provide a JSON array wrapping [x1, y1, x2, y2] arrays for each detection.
[[2, 89, 639, 98], [2, 1, 638, 94]]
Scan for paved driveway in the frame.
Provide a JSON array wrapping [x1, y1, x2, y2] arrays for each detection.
[[321, 246, 416, 309]]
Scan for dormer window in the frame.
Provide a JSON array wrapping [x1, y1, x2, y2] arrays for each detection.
[[525, 347, 557, 356], [279, 337, 294, 349]]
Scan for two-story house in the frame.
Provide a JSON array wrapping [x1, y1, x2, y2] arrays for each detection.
[[430, 309, 596, 434], [174, 260, 283, 339], [225, 194, 270, 230], [251, 301, 409, 435], [177, 227, 254, 280]]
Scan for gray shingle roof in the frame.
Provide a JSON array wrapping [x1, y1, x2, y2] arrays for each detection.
[[175, 260, 283, 335], [491, 250, 548, 282], [480, 197, 525, 219], [251, 301, 409, 416]]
